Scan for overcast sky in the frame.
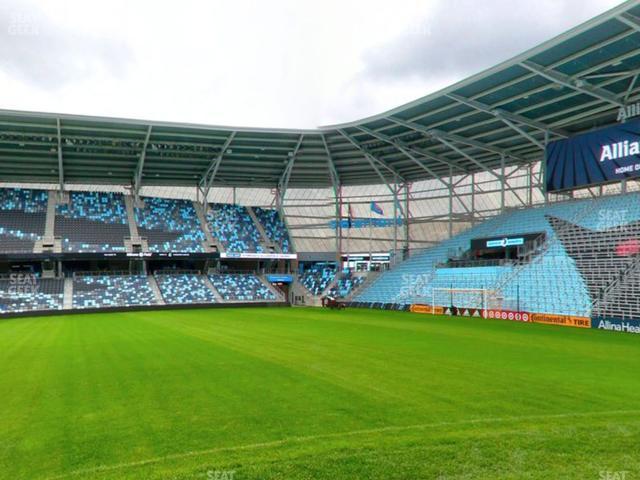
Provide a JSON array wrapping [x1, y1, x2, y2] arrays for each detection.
[[0, 0, 625, 129]]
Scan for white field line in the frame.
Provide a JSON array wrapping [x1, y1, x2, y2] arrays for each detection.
[[45, 409, 639, 479]]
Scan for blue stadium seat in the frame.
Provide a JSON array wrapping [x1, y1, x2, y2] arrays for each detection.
[[208, 274, 276, 301], [207, 204, 263, 253], [253, 207, 292, 253], [0, 188, 47, 253], [328, 269, 365, 298], [299, 263, 336, 295], [156, 274, 217, 304], [356, 193, 640, 316], [0, 277, 63, 313], [72, 275, 157, 309], [136, 197, 205, 252], [56, 191, 129, 252]]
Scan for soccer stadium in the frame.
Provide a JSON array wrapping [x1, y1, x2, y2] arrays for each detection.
[[2, 1, 640, 479]]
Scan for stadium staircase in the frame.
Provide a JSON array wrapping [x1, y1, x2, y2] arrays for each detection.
[[193, 202, 223, 253], [259, 274, 286, 301], [63, 278, 73, 310], [202, 274, 224, 302], [337, 272, 372, 302], [124, 195, 143, 251], [38, 190, 60, 252], [247, 207, 278, 252], [147, 276, 166, 305], [356, 194, 640, 316]]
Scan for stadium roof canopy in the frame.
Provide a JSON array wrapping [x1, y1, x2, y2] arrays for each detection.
[[0, 0, 640, 192]]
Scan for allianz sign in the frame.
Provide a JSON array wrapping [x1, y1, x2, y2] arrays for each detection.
[[617, 101, 640, 122], [593, 318, 640, 334]]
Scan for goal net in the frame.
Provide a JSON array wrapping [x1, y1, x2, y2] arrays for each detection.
[[431, 288, 506, 312]]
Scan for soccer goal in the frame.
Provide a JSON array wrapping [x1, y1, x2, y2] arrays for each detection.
[[431, 288, 506, 312]]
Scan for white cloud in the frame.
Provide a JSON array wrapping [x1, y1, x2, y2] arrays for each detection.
[[0, 0, 626, 128]]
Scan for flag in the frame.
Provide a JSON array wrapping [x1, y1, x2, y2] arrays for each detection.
[[347, 203, 354, 228], [370, 201, 384, 216]]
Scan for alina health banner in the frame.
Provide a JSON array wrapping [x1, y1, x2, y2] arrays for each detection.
[[546, 118, 640, 192]]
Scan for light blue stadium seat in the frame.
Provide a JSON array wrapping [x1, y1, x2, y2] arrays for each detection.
[[299, 263, 336, 295], [136, 197, 205, 252], [357, 193, 640, 316], [72, 275, 157, 309], [156, 274, 217, 304], [55, 191, 129, 252], [207, 204, 264, 253], [253, 207, 292, 253], [208, 274, 276, 301], [0, 188, 48, 253]]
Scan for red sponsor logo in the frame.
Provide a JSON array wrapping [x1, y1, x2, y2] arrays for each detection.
[[483, 309, 530, 322]]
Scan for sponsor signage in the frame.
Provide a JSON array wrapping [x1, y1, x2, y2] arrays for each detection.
[[592, 317, 640, 334], [445, 306, 483, 317], [265, 274, 293, 283], [546, 118, 640, 192], [470, 233, 543, 250], [617, 101, 640, 122], [532, 313, 591, 328], [220, 252, 297, 260], [0, 252, 221, 261], [410, 304, 444, 315], [486, 237, 524, 248], [483, 309, 530, 322]]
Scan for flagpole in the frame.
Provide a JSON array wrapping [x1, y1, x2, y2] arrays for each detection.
[[369, 206, 372, 269]]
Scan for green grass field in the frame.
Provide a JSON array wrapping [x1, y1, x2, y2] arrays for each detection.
[[1, 307, 639, 480]]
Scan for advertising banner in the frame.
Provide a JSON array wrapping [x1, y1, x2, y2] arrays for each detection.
[[532, 313, 591, 329], [591, 317, 640, 334], [546, 118, 640, 192], [483, 309, 530, 322], [410, 304, 444, 315]]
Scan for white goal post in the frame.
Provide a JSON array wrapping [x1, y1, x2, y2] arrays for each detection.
[[431, 288, 506, 312]]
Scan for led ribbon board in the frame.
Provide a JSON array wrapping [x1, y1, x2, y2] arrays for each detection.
[[546, 118, 640, 192]]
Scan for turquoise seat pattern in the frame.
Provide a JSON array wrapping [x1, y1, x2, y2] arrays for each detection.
[[207, 204, 264, 253], [253, 207, 291, 253], [156, 274, 217, 304], [300, 263, 336, 295], [55, 191, 129, 252], [73, 275, 157, 309], [209, 274, 275, 301], [328, 269, 365, 298], [136, 197, 205, 253], [0, 278, 63, 313], [356, 193, 640, 316], [0, 188, 47, 253]]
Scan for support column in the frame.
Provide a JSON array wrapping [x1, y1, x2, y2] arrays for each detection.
[[470, 173, 475, 226], [543, 131, 549, 205], [528, 164, 533, 206], [500, 154, 505, 213], [404, 183, 410, 258], [392, 177, 398, 264], [448, 167, 453, 239], [335, 186, 343, 264]]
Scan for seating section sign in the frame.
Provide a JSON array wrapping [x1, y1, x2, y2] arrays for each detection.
[[546, 118, 640, 192]]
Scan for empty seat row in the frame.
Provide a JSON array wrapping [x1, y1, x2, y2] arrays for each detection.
[[55, 191, 129, 252], [155, 274, 217, 304], [208, 274, 275, 301], [72, 275, 157, 309]]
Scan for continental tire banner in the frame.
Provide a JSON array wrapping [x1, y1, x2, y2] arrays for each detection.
[[483, 309, 530, 322], [410, 304, 444, 315], [546, 118, 640, 192], [532, 313, 591, 328], [592, 317, 640, 334]]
